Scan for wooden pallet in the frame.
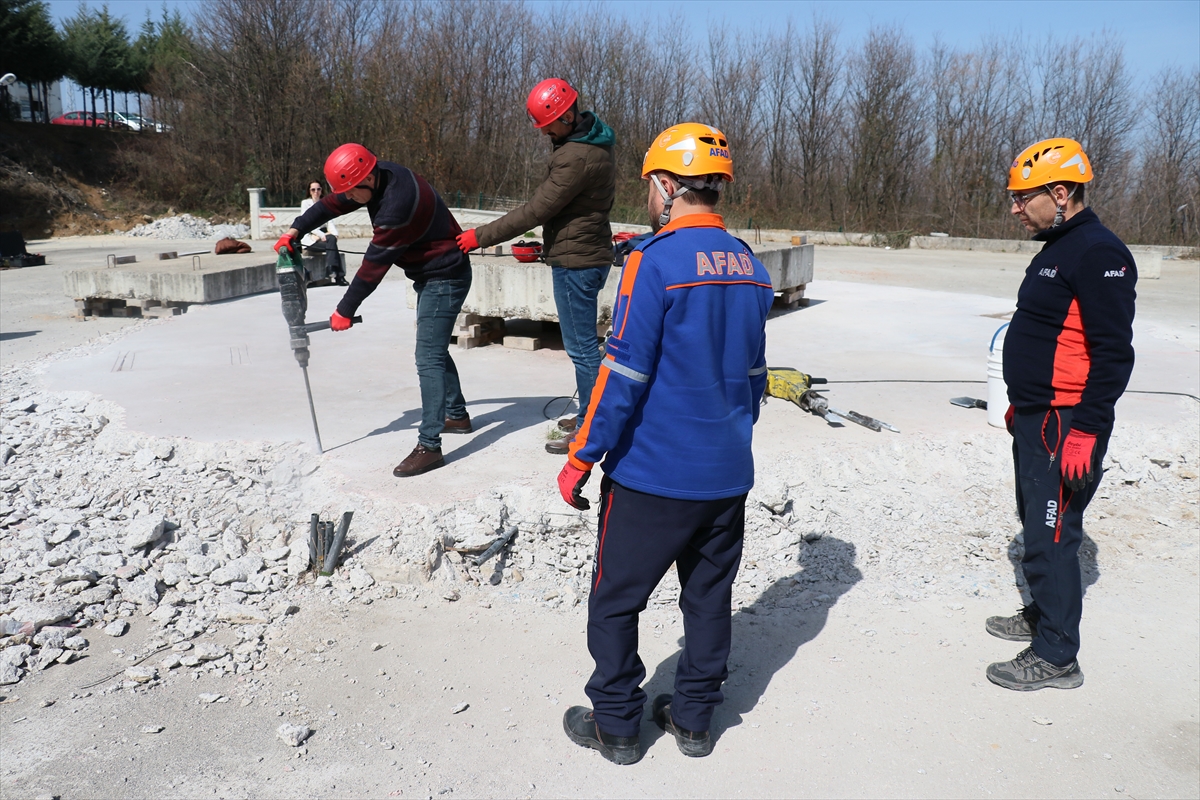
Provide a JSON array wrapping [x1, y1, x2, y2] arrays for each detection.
[[774, 284, 808, 310], [452, 313, 505, 349]]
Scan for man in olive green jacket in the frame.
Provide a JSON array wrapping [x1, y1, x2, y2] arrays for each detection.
[[457, 78, 616, 454]]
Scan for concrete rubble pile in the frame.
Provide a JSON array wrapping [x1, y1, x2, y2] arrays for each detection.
[[3, 359, 1197, 690], [124, 214, 251, 241]]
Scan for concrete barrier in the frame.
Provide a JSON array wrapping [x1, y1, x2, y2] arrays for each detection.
[[910, 235, 1043, 254], [407, 243, 815, 323]]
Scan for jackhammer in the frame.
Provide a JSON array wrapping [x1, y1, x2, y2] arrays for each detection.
[[765, 368, 900, 433], [276, 249, 361, 453]]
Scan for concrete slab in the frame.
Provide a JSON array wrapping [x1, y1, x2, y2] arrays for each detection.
[[38, 250, 1198, 504]]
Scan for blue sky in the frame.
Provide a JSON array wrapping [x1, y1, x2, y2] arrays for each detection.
[[47, 0, 1200, 111]]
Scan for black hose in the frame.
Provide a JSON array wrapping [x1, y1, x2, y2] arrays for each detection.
[[822, 378, 1198, 402], [543, 393, 578, 420]]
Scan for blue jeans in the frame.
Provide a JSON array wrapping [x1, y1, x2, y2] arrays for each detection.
[[413, 275, 471, 450], [552, 264, 611, 413]]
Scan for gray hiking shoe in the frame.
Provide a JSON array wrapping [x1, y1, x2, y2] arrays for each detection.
[[987, 647, 1084, 691], [985, 606, 1039, 641]]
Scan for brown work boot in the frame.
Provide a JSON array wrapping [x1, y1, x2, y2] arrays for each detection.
[[545, 431, 576, 455], [557, 415, 578, 432], [393, 444, 444, 477], [442, 414, 473, 434]]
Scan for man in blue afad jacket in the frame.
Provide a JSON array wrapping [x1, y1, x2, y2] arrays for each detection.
[[555, 124, 773, 764], [987, 137, 1136, 691]]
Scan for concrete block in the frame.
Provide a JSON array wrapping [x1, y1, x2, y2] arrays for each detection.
[[1129, 248, 1162, 279], [503, 336, 541, 351], [143, 306, 182, 318]]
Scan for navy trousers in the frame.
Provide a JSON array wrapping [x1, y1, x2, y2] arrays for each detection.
[[1012, 407, 1109, 666], [585, 475, 746, 737]]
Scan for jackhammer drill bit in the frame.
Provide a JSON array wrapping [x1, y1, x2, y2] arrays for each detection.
[[276, 249, 361, 454]]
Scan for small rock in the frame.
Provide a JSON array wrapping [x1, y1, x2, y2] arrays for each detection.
[[371, 642, 383, 652], [152, 442, 174, 461], [103, 620, 129, 637], [348, 568, 375, 590], [262, 546, 290, 562], [1033, 716, 1053, 726], [63, 635, 89, 651], [38, 698, 56, 708], [271, 602, 300, 618], [210, 565, 248, 586], [197, 693, 223, 704], [124, 518, 167, 552], [161, 563, 190, 587], [149, 605, 179, 625], [140, 724, 165, 734], [125, 666, 157, 683], [216, 604, 269, 624], [193, 643, 228, 661], [186, 555, 220, 577], [33, 627, 70, 648], [508, 568, 523, 583], [451, 702, 469, 714], [36, 647, 64, 670], [54, 567, 99, 586], [0, 663, 22, 684], [443, 590, 460, 602], [277, 723, 311, 747]]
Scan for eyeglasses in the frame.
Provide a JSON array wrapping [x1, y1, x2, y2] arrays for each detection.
[[309, 186, 322, 194], [1009, 188, 1047, 210]]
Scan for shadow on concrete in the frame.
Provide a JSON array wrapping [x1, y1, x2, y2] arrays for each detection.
[[323, 395, 561, 457], [767, 298, 826, 320], [1007, 528, 1100, 605], [640, 536, 861, 746], [0, 330, 39, 341]]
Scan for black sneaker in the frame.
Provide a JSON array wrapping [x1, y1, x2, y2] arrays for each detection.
[[986, 647, 1084, 691], [986, 606, 1039, 641], [562, 706, 641, 765], [652, 694, 712, 757]]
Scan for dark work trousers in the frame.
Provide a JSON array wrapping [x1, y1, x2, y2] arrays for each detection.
[[304, 234, 344, 280], [1011, 406, 1110, 667], [413, 275, 471, 451], [585, 475, 746, 738]]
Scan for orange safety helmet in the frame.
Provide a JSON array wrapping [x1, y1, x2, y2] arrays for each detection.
[[324, 143, 378, 194], [526, 78, 579, 128], [642, 123, 734, 228], [642, 123, 734, 183], [1008, 137, 1093, 191]]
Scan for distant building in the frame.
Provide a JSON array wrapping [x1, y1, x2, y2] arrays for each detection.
[[6, 81, 64, 122]]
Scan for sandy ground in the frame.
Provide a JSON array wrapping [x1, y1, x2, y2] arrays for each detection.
[[1, 238, 1198, 799]]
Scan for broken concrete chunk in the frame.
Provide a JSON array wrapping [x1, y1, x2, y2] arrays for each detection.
[[209, 565, 248, 586], [125, 666, 157, 683], [103, 620, 129, 637], [123, 518, 167, 552], [276, 723, 311, 747], [348, 568, 375, 590], [193, 643, 228, 661], [186, 555, 220, 577], [216, 604, 269, 624], [54, 566, 99, 586]]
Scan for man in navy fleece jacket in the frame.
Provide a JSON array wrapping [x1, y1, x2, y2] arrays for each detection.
[[985, 137, 1136, 692]]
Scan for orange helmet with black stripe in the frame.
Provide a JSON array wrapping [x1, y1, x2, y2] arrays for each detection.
[[1008, 137, 1093, 191]]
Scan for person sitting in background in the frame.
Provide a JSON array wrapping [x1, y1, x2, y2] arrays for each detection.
[[300, 180, 347, 285]]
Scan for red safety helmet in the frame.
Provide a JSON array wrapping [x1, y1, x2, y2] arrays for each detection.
[[526, 78, 578, 128], [324, 143, 377, 194]]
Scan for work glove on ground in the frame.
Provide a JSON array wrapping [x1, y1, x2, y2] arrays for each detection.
[[330, 310, 353, 332], [1005, 404, 1014, 435], [456, 229, 479, 253], [1060, 429, 1098, 492], [274, 234, 298, 255], [557, 462, 591, 510]]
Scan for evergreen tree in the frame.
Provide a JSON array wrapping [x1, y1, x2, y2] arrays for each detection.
[[0, 0, 64, 122]]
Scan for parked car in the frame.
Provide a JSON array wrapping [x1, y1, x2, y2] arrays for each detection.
[[50, 111, 112, 127], [104, 110, 170, 132]]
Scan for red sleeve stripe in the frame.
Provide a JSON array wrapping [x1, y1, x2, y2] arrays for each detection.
[[1051, 297, 1088, 407]]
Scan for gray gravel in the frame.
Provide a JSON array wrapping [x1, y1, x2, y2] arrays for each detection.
[[123, 214, 250, 241]]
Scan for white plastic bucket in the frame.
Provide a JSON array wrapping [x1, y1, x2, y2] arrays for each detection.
[[987, 323, 1009, 428]]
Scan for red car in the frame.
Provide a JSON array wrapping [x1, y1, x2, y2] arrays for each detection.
[[50, 111, 113, 127]]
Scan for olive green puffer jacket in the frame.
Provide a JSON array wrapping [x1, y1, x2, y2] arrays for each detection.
[[475, 111, 616, 268]]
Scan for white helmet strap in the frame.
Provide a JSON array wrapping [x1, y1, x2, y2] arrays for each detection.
[[651, 173, 691, 228]]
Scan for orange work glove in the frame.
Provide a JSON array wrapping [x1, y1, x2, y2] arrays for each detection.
[[1060, 429, 1098, 492], [557, 462, 591, 510], [456, 229, 479, 253], [330, 311, 353, 331]]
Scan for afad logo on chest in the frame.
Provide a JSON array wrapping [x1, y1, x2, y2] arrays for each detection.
[[697, 250, 754, 276], [1104, 266, 1127, 278], [1038, 266, 1058, 278]]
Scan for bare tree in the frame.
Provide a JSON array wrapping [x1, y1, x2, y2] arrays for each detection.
[[845, 27, 927, 231], [791, 16, 843, 226]]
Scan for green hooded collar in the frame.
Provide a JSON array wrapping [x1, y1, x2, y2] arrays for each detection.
[[557, 110, 615, 149]]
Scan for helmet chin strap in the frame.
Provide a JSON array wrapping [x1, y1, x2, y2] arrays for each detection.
[[651, 174, 690, 228], [1049, 184, 1079, 229]]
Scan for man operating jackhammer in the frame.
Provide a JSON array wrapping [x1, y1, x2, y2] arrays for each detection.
[[275, 143, 474, 478], [986, 137, 1137, 691], [555, 124, 772, 764], [455, 78, 616, 454]]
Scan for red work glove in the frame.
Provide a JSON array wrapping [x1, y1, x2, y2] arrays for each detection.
[[273, 234, 298, 255], [456, 229, 479, 253], [1060, 429, 1098, 492], [1004, 404, 1015, 435], [557, 462, 591, 510], [330, 311, 353, 331]]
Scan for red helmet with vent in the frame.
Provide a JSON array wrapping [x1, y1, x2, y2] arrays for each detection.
[[324, 143, 377, 194], [526, 78, 579, 128]]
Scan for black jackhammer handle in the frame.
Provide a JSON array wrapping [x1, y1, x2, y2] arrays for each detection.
[[810, 377, 828, 384], [303, 315, 363, 333]]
